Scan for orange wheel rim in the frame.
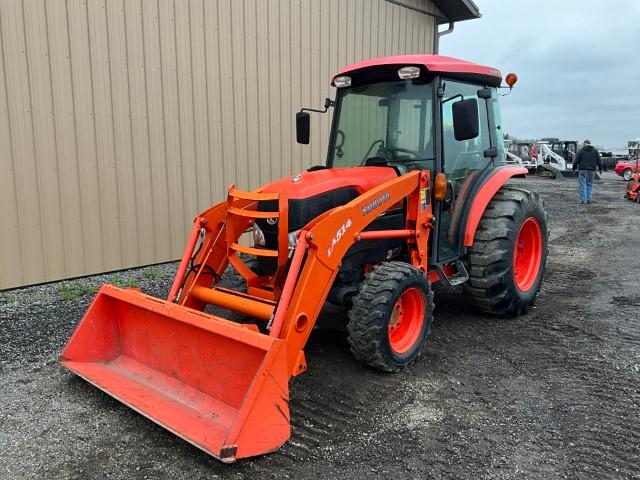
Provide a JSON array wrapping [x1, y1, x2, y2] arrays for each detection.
[[388, 288, 425, 354], [513, 217, 543, 292]]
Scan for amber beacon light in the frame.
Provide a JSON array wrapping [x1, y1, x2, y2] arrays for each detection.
[[505, 72, 518, 89]]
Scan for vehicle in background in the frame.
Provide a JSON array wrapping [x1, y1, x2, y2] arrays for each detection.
[[606, 148, 630, 170], [599, 151, 616, 171], [616, 156, 640, 181], [533, 141, 576, 178], [550, 140, 577, 170], [506, 150, 523, 165], [506, 139, 536, 170], [503, 139, 523, 166], [625, 168, 640, 202]]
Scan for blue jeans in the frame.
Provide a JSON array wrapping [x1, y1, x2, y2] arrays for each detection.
[[578, 170, 595, 202]]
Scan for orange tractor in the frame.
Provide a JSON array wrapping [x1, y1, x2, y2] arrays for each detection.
[[61, 55, 548, 462], [626, 171, 640, 202], [625, 156, 640, 202]]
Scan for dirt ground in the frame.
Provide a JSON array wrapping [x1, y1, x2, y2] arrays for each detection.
[[1, 172, 639, 480]]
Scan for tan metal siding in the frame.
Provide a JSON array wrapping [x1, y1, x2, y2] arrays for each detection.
[[0, 0, 436, 289]]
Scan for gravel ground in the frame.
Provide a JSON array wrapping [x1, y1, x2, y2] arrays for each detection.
[[1, 171, 639, 479]]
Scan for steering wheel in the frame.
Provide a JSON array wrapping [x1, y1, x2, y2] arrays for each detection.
[[360, 139, 385, 165]]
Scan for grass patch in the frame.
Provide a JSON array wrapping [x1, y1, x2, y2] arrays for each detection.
[[1, 292, 17, 304], [58, 281, 99, 301], [143, 266, 165, 280], [108, 274, 139, 289]]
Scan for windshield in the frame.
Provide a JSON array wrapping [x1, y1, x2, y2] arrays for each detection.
[[329, 80, 435, 168]]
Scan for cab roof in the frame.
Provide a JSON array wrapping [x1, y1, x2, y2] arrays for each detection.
[[332, 54, 502, 88]]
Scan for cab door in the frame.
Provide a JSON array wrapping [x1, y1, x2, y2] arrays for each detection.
[[436, 80, 496, 262]]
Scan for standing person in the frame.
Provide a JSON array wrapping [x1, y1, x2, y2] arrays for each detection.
[[572, 140, 603, 204]]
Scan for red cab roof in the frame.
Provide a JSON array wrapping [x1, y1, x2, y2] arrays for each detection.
[[332, 54, 502, 87]]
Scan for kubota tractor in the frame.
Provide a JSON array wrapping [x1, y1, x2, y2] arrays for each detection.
[[61, 55, 549, 462]]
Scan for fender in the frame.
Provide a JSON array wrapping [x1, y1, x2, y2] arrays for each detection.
[[463, 166, 528, 247]]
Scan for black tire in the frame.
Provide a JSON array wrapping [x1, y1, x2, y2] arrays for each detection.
[[220, 254, 259, 293], [464, 185, 549, 317], [623, 169, 632, 181], [347, 262, 434, 372]]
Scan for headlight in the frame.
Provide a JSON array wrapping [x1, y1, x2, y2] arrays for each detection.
[[397, 66, 420, 80], [333, 76, 351, 88], [252, 223, 265, 247]]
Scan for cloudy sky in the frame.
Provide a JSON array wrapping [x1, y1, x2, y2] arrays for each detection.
[[440, 0, 640, 148]]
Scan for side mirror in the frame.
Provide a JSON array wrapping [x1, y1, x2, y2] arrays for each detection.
[[296, 111, 310, 144], [452, 98, 479, 141]]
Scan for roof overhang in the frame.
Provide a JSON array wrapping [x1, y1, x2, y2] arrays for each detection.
[[433, 0, 480, 23], [332, 55, 502, 88]]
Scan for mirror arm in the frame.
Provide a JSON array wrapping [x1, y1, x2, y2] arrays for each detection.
[[497, 86, 513, 97], [296, 98, 334, 145], [300, 98, 335, 114]]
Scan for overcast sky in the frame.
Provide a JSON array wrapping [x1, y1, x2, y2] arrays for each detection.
[[440, 0, 640, 148]]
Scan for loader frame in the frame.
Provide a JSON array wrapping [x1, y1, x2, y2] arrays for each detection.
[[169, 169, 432, 376], [61, 169, 432, 461]]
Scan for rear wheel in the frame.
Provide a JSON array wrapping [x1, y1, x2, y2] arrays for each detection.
[[347, 262, 433, 372], [464, 186, 549, 317]]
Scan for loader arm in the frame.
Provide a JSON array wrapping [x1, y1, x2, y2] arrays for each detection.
[[276, 170, 432, 375], [170, 168, 432, 376]]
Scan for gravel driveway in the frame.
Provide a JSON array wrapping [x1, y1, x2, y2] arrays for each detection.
[[1, 172, 639, 479]]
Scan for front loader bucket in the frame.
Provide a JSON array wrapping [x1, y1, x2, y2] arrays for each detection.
[[60, 284, 290, 462]]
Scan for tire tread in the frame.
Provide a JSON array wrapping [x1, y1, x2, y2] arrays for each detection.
[[347, 262, 434, 372], [463, 185, 549, 317]]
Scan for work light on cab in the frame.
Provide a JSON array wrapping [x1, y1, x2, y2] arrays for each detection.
[[398, 66, 420, 79], [333, 76, 351, 88]]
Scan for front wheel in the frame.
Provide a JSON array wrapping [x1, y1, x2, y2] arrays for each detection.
[[347, 262, 434, 372], [464, 186, 549, 317], [623, 168, 633, 181]]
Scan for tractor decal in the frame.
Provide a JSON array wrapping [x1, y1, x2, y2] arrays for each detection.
[[327, 218, 353, 257], [361, 192, 391, 216]]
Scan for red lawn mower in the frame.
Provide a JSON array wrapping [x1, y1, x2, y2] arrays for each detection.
[[625, 170, 640, 203]]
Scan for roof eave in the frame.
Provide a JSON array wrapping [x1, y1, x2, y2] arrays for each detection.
[[433, 0, 481, 24]]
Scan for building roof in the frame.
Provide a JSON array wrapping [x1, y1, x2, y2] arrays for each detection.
[[433, 0, 481, 23], [333, 54, 502, 87]]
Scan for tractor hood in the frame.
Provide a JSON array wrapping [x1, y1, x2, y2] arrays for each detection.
[[260, 166, 398, 200]]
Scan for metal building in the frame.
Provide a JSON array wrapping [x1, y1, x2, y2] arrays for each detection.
[[0, 0, 479, 289]]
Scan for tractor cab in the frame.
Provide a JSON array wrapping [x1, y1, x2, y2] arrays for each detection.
[[298, 55, 514, 264]]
